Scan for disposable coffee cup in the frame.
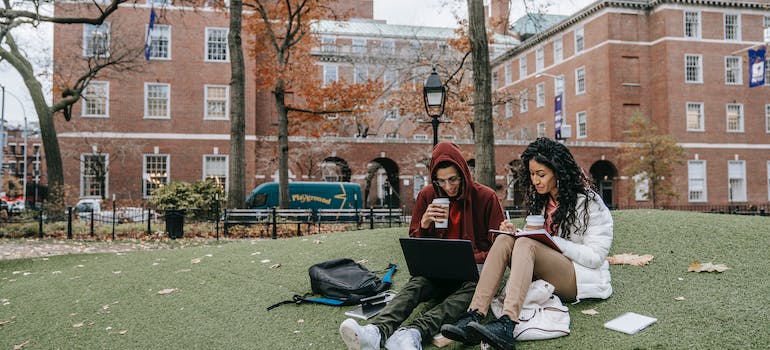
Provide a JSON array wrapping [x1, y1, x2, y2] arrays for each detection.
[[524, 215, 545, 231], [432, 198, 450, 229]]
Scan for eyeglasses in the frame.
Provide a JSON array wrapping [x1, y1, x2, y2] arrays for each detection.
[[433, 175, 462, 187]]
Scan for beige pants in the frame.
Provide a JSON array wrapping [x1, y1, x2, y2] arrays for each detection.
[[468, 234, 577, 319]]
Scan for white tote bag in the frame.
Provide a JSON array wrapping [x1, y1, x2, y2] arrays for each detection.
[[490, 279, 571, 341]]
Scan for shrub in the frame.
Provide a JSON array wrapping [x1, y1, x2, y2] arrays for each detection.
[[147, 179, 225, 220]]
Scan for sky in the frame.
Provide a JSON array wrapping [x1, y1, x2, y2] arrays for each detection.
[[0, 0, 595, 126]]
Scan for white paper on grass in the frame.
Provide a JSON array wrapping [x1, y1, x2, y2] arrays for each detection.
[[603, 312, 657, 335]]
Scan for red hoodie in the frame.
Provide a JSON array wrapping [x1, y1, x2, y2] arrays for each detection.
[[409, 142, 505, 263]]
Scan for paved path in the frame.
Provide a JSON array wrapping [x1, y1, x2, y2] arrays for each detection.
[[0, 239, 174, 261]]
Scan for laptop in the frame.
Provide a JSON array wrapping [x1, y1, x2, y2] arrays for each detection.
[[399, 237, 480, 281]]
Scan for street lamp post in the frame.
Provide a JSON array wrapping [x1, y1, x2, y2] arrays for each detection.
[[422, 67, 447, 147]]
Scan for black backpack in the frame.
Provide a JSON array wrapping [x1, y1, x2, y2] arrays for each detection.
[[267, 258, 396, 310]]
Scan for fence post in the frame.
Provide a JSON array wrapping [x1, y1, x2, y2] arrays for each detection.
[[369, 207, 374, 230], [218, 208, 223, 240], [67, 207, 73, 239], [272, 207, 277, 239], [146, 207, 151, 235], [90, 210, 95, 237], [111, 197, 116, 241], [38, 207, 43, 238]]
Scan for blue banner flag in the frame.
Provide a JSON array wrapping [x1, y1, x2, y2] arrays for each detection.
[[144, 7, 157, 60], [554, 93, 563, 139], [748, 47, 766, 87]]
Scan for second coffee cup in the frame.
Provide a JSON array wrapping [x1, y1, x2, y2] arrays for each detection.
[[432, 197, 450, 228]]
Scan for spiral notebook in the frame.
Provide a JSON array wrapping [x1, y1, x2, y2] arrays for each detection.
[[603, 312, 657, 334]]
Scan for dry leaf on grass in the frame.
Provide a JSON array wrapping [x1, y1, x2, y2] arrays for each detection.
[[581, 309, 599, 315], [270, 264, 281, 269], [0, 316, 17, 327], [73, 322, 84, 328], [13, 339, 30, 350], [688, 261, 729, 273], [674, 296, 686, 301], [607, 253, 654, 266], [191, 258, 201, 264], [157, 288, 177, 295]]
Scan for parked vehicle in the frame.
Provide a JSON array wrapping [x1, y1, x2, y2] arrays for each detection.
[[245, 182, 363, 211], [75, 199, 157, 222]]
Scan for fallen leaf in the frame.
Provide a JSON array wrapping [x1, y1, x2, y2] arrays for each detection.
[[674, 296, 686, 301], [356, 259, 369, 265], [297, 319, 305, 323], [581, 308, 599, 315], [73, 322, 84, 328], [260, 259, 270, 263], [688, 261, 729, 273], [118, 330, 128, 335], [0, 316, 17, 327], [157, 288, 177, 295], [102, 305, 110, 310], [313, 240, 322, 244], [191, 258, 201, 264], [13, 339, 30, 349], [270, 264, 281, 269], [607, 253, 654, 266], [205, 254, 213, 257], [112, 271, 121, 274]]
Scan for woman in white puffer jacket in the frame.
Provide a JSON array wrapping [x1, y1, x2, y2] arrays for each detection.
[[440, 137, 614, 350]]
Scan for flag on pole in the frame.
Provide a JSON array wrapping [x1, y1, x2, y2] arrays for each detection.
[[144, 6, 157, 60], [554, 93, 563, 139], [748, 47, 766, 87]]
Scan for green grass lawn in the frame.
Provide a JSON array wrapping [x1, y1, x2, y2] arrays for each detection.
[[1, 210, 769, 349]]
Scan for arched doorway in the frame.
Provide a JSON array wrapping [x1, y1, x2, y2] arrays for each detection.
[[589, 160, 618, 209], [365, 158, 400, 209], [321, 157, 351, 182]]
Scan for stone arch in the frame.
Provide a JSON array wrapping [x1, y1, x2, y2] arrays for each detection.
[[365, 157, 400, 209], [321, 156, 351, 182], [589, 160, 618, 208]]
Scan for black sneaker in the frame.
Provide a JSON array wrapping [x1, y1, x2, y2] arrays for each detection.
[[440, 309, 484, 345], [467, 314, 516, 350]]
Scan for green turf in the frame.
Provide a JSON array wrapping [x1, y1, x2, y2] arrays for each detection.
[[1, 210, 769, 349]]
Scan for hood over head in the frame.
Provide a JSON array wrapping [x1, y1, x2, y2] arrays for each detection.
[[430, 142, 473, 200]]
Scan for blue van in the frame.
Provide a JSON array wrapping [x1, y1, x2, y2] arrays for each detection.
[[245, 182, 363, 211]]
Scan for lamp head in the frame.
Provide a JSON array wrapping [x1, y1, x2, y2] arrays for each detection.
[[423, 67, 446, 117]]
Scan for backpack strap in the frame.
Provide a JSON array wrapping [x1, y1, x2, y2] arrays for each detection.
[[266, 293, 347, 311]]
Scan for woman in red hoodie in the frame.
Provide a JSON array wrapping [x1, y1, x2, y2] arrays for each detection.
[[340, 142, 505, 350]]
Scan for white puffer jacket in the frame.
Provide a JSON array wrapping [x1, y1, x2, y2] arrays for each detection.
[[549, 192, 614, 300]]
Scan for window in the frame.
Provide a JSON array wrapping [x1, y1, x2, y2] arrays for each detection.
[[537, 122, 546, 137], [385, 108, 399, 120], [767, 60, 770, 86], [352, 38, 366, 53], [575, 67, 586, 94], [492, 72, 498, 90], [633, 173, 649, 201], [81, 153, 108, 198], [576, 111, 587, 138], [575, 27, 584, 53], [686, 102, 704, 131], [519, 57, 527, 79], [688, 160, 706, 202], [203, 155, 228, 189], [384, 132, 399, 139], [506, 173, 516, 201], [323, 65, 338, 86], [204, 85, 229, 120], [144, 83, 170, 119], [519, 90, 528, 113], [505, 101, 512, 118], [726, 103, 743, 132], [409, 40, 421, 52], [143, 154, 169, 197], [766, 104, 770, 133], [205, 28, 228, 62], [536, 83, 545, 108], [724, 14, 740, 41], [413, 175, 427, 199], [765, 16, 770, 43], [384, 69, 397, 89], [321, 36, 336, 53], [554, 37, 563, 63], [767, 161, 770, 201], [728, 160, 746, 202], [354, 65, 368, 83], [82, 81, 109, 117], [83, 23, 110, 57], [413, 134, 428, 140], [725, 56, 742, 85], [685, 54, 702, 83], [684, 11, 700, 38], [504, 64, 512, 85], [535, 46, 544, 71], [147, 24, 171, 60], [381, 40, 395, 54], [555, 75, 565, 96]]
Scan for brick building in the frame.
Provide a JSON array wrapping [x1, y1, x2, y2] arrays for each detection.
[[53, 0, 770, 213]]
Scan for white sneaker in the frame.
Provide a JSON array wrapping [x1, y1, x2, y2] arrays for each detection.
[[385, 327, 422, 350], [340, 318, 381, 350]]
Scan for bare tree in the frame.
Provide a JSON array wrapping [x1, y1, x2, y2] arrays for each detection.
[[227, 0, 246, 208]]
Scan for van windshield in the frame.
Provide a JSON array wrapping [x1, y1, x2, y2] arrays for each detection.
[[251, 194, 267, 208]]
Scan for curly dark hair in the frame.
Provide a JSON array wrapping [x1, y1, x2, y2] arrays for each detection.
[[518, 138, 596, 238]]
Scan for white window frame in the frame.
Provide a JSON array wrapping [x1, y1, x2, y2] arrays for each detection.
[[519, 89, 528, 113], [412, 134, 428, 141], [385, 107, 399, 120], [505, 101, 512, 118], [728, 160, 746, 202], [724, 13, 740, 41], [576, 111, 587, 138], [204, 85, 229, 120], [555, 75, 565, 96], [384, 68, 397, 89], [143, 154, 170, 198], [144, 83, 171, 119], [147, 24, 171, 60], [686, 102, 704, 132], [352, 38, 367, 54], [684, 11, 701, 39], [83, 23, 110, 58], [205, 27, 229, 62], [80, 153, 108, 198], [554, 36, 563, 63], [81, 81, 109, 118], [519, 57, 527, 80], [685, 54, 703, 83], [504, 64, 512, 85], [726, 103, 744, 132], [537, 122, 546, 137], [724, 56, 742, 85], [574, 26, 585, 53], [354, 65, 368, 84], [323, 64, 338, 86], [575, 67, 586, 95], [203, 154, 228, 191], [535, 46, 544, 72], [767, 161, 770, 201], [321, 36, 336, 53], [381, 39, 395, 55], [766, 104, 770, 133], [765, 16, 770, 44], [632, 173, 649, 201], [536, 83, 545, 108], [688, 160, 707, 202]]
